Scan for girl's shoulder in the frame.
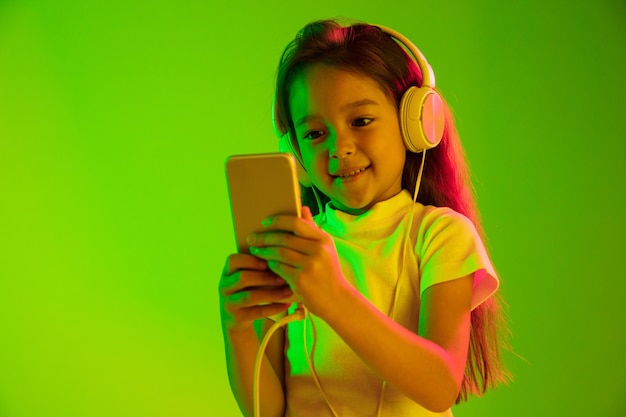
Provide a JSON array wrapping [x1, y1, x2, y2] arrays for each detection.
[[413, 203, 476, 235], [411, 203, 485, 259]]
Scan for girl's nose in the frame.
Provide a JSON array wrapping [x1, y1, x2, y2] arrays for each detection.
[[329, 132, 355, 159]]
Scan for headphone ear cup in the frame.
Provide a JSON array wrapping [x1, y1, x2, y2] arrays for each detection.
[[399, 86, 445, 153], [279, 134, 313, 188]]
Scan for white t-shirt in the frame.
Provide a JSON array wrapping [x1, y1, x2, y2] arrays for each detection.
[[284, 190, 499, 417]]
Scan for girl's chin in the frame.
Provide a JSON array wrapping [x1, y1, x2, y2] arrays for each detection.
[[329, 199, 371, 215]]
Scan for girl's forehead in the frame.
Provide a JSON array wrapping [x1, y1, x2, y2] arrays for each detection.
[[288, 64, 388, 110]]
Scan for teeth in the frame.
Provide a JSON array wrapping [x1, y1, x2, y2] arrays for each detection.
[[338, 168, 365, 178]]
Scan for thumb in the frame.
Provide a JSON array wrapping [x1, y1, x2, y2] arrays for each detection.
[[301, 205, 314, 221]]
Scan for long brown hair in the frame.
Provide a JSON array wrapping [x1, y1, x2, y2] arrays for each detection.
[[274, 18, 510, 402]]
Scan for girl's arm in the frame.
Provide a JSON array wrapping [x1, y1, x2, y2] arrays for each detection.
[[319, 273, 472, 412], [222, 322, 286, 417], [247, 208, 473, 412], [219, 254, 292, 417]]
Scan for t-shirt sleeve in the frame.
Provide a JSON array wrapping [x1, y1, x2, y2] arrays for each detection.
[[417, 208, 499, 310]]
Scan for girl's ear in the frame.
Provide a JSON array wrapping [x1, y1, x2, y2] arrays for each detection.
[[279, 134, 313, 188]]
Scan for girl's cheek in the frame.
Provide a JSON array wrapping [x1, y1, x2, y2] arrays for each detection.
[[309, 152, 327, 172]]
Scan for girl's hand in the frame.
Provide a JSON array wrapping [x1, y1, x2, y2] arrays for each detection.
[[219, 253, 293, 333], [246, 206, 348, 318]]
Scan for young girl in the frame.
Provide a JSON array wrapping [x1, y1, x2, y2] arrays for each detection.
[[219, 19, 509, 417]]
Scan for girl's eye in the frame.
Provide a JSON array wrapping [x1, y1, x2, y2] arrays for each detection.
[[303, 130, 325, 140], [352, 117, 373, 127]]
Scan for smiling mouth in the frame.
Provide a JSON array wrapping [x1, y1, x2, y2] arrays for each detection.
[[333, 166, 370, 179]]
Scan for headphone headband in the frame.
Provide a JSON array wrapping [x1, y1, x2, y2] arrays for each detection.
[[373, 24, 436, 89]]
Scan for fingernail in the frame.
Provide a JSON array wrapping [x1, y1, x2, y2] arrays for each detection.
[[246, 234, 256, 244], [249, 246, 259, 254]]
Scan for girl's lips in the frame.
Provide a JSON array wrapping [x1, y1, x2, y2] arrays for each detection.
[[332, 166, 370, 182]]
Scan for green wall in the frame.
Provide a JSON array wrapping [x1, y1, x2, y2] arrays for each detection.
[[1, 1, 624, 416]]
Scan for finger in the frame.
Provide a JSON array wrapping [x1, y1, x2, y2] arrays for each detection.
[[247, 231, 314, 256], [267, 260, 299, 283], [249, 245, 308, 269], [222, 253, 268, 276], [222, 301, 292, 330], [225, 285, 294, 310], [238, 303, 292, 322], [220, 269, 285, 295], [261, 214, 320, 239]]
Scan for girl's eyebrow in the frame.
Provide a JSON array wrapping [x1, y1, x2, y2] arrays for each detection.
[[295, 99, 380, 127], [340, 98, 379, 111]]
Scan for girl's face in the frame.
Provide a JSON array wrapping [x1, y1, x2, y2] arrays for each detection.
[[289, 64, 406, 215]]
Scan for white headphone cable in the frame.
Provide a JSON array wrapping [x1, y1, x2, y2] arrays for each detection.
[[253, 306, 305, 417], [311, 186, 324, 216], [303, 310, 341, 417], [298, 203, 340, 417], [376, 150, 426, 417]]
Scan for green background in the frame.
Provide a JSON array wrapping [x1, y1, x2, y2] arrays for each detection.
[[1, 0, 624, 416]]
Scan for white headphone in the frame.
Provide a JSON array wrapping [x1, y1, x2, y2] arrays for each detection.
[[273, 24, 445, 188]]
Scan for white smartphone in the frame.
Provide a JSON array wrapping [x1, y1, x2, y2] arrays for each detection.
[[225, 153, 302, 253]]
